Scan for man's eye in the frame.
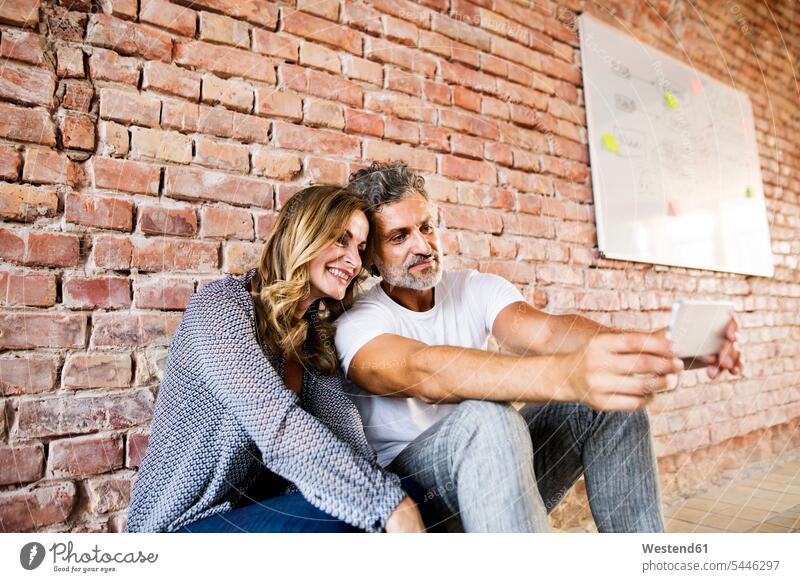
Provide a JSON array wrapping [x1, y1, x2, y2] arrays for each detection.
[[392, 234, 406, 243]]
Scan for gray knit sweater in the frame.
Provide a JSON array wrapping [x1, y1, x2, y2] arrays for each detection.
[[124, 270, 406, 533]]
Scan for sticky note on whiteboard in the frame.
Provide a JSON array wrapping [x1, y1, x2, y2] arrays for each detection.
[[690, 79, 702, 96], [602, 131, 620, 153], [664, 92, 680, 110], [667, 199, 680, 216]]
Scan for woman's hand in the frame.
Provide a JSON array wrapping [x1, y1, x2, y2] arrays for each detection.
[[384, 496, 426, 533]]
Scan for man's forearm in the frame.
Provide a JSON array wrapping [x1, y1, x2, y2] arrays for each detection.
[[408, 344, 571, 404], [541, 313, 618, 355]]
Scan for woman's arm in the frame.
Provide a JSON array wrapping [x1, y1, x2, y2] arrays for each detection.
[[188, 288, 408, 533]]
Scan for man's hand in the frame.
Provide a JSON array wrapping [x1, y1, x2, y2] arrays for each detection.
[[657, 315, 744, 380], [384, 496, 426, 533], [559, 331, 684, 411]]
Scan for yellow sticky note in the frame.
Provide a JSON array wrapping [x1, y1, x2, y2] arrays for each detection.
[[602, 131, 620, 153], [745, 186, 754, 198], [664, 92, 680, 110]]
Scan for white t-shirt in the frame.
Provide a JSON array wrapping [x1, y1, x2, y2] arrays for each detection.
[[333, 269, 526, 467]]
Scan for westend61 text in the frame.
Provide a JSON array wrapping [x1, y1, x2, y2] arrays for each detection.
[[642, 543, 708, 554]]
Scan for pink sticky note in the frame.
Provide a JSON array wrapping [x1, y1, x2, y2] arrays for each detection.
[[742, 119, 753, 136], [690, 79, 702, 96], [667, 199, 680, 217]]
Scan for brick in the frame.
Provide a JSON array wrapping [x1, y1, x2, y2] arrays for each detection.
[[138, 204, 197, 237], [384, 15, 418, 47], [0, 29, 44, 65], [139, 0, 196, 36], [451, 134, 483, 158], [342, 2, 382, 35], [0, 481, 76, 532], [341, 54, 383, 86], [131, 237, 218, 273], [223, 241, 262, 274], [254, 89, 302, 120], [0, 102, 56, 146], [304, 98, 345, 130], [420, 125, 449, 152], [126, 432, 150, 468], [385, 117, 419, 144], [283, 9, 361, 55], [63, 276, 131, 310], [575, 290, 621, 311], [439, 108, 498, 140], [201, 74, 254, 113], [0, 229, 81, 268], [92, 312, 181, 347], [485, 142, 513, 166], [363, 138, 436, 173], [47, 434, 124, 478], [143, 61, 201, 101], [298, 0, 339, 20], [251, 149, 302, 180], [85, 475, 132, 514], [100, 0, 137, 19], [99, 88, 161, 128], [536, 264, 584, 286], [306, 156, 347, 185], [0, 183, 58, 222], [92, 235, 132, 269], [300, 42, 341, 74], [182, 0, 277, 28], [365, 37, 436, 77], [88, 48, 140, 84], [364, 91, 435, 123], [86, 14, 172, 61], [164, 166, 271, 208], [62, 352, 131, 388], [503, 213, 555, 238], [200, 11, 249, 48], [59, 112, 95, 151], [0, 311, 87, 349], [386, 68, 422, 97], [23, 147, 77, 186], [97, 121, 129, 157], [61, 79, 93, 112], [0, 270, 56, 308], [441, 155, 497, 185], [254, 212, 277, 239], [56, 45, 84, 78], [252, 30, 298, 61], [175, 40, 275, 84], [194, 136, 249, 173], [201, 206, 254, 240], [231, 111, 270, 144], [273, 121, 360, 159], [131, 127, 193, 164], [0, 443, 43, 485], [65, 192, 133, 232], [440, 204, 503, 234], [345, 109, 383, 137], [0, 0, 40, 27], [280, 64, 363, 108], [454, 86, 481, 112], [133, 278, 194, 310], [91, 157, 161, 195], [557, 221, 596, 245], [15, 390, 153, 438], [0, 354, 58, 395]]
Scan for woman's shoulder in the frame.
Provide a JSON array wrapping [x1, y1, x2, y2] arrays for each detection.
[[183, 270, 257, 329]]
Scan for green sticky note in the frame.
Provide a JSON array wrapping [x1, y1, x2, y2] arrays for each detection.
[[602, 131, 620, 153], [746, 186, 754, 198], [664, 92, 680, 110]]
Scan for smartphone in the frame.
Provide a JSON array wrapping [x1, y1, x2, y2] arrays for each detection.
[[667, 300, 735, 368]]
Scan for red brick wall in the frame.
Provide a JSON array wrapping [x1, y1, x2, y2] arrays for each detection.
[[0, 0, 797, 532]]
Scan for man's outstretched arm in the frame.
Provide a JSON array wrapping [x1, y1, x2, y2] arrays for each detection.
[[491, 301, 744, 379], [347, 332, 683, 412]]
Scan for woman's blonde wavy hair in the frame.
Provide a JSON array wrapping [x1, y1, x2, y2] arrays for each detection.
[[249, 185, 372, 376]]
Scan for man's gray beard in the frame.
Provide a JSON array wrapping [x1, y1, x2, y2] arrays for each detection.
[[376, 255, 443, 290]]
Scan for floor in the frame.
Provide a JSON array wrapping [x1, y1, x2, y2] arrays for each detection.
[[664, 456, 800, 533]]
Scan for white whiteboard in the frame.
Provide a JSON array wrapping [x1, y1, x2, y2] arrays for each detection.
[[578, 14, 774, 277]]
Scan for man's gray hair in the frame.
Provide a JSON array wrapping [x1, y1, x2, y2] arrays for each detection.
[[347, 161, 427, 211]]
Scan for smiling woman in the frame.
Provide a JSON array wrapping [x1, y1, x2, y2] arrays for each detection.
[[123, 185, 425, 534]]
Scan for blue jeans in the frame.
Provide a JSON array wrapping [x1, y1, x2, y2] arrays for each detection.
[[177, 475, 428, 533], [387, 400, 665, 533]]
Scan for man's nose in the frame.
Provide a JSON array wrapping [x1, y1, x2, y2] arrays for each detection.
[[409, 229, 432, 256]]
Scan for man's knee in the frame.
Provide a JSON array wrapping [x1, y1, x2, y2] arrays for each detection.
[[452, 400, 531, 449]]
